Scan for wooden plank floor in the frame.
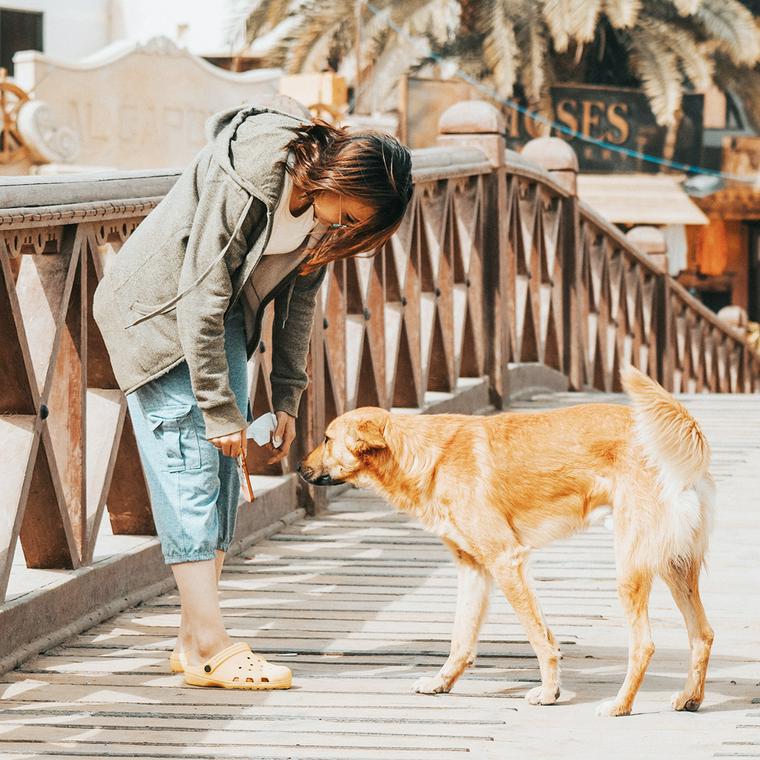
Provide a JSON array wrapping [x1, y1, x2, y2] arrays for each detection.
[[0, 393, 758, 759]]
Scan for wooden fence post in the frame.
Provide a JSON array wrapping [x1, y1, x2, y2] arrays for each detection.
[[626, 226, 672, 388], [521, 137, 580, 388], [437, 101, 508, 406]]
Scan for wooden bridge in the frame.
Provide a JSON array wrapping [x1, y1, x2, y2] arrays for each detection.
[[1, 391, 758, 759], [1, 100, 758, 758]]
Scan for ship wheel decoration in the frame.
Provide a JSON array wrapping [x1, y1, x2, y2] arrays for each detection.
[[0, 68, 30, 164]]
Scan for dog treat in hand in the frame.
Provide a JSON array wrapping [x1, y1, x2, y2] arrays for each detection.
[[247, 412, 277, 447]]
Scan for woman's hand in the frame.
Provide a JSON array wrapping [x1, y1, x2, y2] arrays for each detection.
[[266, 411, 296, 464], [209, 428, 246, 458]]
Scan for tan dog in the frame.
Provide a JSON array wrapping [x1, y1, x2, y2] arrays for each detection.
[[299, 367, 715, 716]]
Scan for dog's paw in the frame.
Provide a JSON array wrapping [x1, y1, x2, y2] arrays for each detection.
[[596, 699, 631, 717], [671, 691, 702, 712], [413, 675, 450, 695], [525, 685, 560, 705]]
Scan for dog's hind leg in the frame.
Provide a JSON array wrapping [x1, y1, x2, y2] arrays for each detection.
[[596, 567, 655, 716], [662, 558, 714, 712], [414, 546, 491, 695], [490, 548, 561, 705]]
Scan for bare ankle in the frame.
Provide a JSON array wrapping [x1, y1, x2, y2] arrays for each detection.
[[191, 633, 232, 662]]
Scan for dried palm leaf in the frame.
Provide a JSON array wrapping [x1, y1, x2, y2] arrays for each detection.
[[629, 33, 683, 124], [694, 0, 760, 66], [481, 0, 518, 95], [604, 0, 642, 29]]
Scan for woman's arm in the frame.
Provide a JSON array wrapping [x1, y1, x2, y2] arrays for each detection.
[[175, 171, 265, 441], [270, 266, 328, 412]]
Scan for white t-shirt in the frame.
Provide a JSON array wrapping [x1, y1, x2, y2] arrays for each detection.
[[262, 153, 317, 255], [242, 153, 324, 321]]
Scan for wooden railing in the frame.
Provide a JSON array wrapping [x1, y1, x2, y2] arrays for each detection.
[[1, 102, 757, 604]]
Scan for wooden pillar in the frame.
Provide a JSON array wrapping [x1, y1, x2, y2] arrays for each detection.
[[437, 100, 508, 405], [521, 137, 580, 388], [626, 225, 669, 273], [626, 226, 671, 388]]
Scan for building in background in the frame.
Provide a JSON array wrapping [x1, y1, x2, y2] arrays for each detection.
[[0, 0, 252, 66], [0, 1, 353, 174]]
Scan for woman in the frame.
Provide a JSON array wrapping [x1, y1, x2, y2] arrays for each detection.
[[93, 103, 413, 690]]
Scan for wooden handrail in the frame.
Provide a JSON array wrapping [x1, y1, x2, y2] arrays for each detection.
[[0, 134, 757, 605]]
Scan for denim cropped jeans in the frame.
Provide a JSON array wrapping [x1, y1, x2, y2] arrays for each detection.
[[126, 300, 248, 564]]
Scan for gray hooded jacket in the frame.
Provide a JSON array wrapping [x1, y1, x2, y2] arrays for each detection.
[[92, 105, 326, 440]]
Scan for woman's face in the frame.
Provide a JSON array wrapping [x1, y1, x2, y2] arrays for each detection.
[[314, 191, 376, 230]]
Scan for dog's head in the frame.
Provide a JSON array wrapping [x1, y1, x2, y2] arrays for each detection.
[[298, 407, 389, 487]]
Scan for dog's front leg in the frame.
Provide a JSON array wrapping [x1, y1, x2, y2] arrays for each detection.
[[491, 548, 561, 705], [414, 550, 491, 695]]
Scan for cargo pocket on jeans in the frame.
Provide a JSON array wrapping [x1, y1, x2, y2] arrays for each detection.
[[146, 404, 201, 472]]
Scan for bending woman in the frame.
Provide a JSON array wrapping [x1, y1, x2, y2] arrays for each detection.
[[93, 104, 413, 690]]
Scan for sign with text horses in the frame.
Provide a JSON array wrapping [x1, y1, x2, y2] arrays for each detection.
[[504, 84, 703, 173]]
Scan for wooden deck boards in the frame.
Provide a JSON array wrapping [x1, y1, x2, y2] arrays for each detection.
[[1, 392, 758, 759]]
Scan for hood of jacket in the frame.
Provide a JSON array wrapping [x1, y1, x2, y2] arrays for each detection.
[[124, 105, 313, 329], [205, 105, 310, 211]]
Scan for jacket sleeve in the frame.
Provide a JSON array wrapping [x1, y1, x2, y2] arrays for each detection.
[[270, 265, 327, 417], [175, 170, 265, 440]]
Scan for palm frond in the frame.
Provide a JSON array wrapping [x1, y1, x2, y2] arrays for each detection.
[[416, 0, 461, 41], [481, 0, 519, 95], [252, 17, 301, 68], [669, 0, 702, 16], [514, 0, 547, 104], [573, 0, 605, 43], [273, 0, 349, 73], [542, 0, 573, 52], [629, 33, 683, 124], [603, 0, 642, 29], [345, 0, 449, 85], [543, 0, 604, 50], [245, 0, 299, 42], [300, 19, 345, 72], [638, 17, 713, 90], [362, 32, 431, 111], [694, 0, 760, 66]]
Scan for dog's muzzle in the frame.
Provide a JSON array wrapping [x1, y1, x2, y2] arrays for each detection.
[[297, 462, 344, 486]]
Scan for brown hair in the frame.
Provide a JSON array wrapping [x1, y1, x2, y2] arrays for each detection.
[[283, 119, 413, 274]]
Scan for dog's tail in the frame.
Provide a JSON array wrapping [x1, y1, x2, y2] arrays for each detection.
[[621, 366, 713, 562], [621, 366, 710, 488]]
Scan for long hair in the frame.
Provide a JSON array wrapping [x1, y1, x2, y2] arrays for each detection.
[[283, 119, 413, 274]]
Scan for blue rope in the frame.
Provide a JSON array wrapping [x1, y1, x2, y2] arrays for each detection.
[[364, 1, 759, 186]]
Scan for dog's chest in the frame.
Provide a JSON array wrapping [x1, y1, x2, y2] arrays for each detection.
[[418, 508, 476, 556]]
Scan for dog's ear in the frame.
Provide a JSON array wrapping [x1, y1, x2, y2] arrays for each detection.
[[350, 412, 388, 453]]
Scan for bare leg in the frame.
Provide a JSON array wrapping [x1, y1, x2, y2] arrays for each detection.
[[490, 548, 561, 705], [597, 569, 654, 716], [172, 554, 232, 667], [173, 550, 226, 661], [414, 553, 491, 694], [662, 560, 714, 712]]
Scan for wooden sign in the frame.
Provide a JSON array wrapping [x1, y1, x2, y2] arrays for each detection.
[[504, 84, 703, 173]]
